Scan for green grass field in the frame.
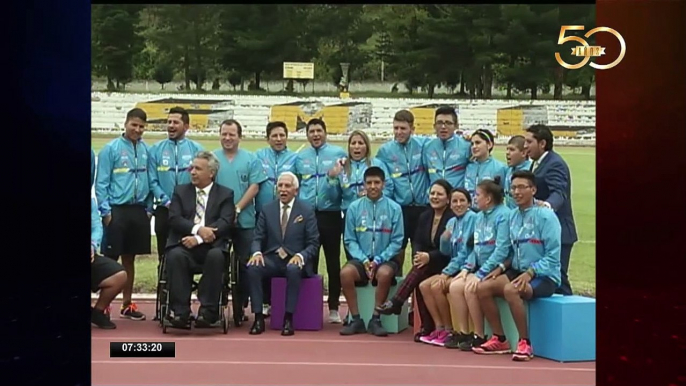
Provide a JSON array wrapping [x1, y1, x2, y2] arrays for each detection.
[[92, 133, 596, 296]]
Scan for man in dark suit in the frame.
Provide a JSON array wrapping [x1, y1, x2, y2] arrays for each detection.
[[164, 151, 235, 328], [247, 171, 319, 336], [524, 125, 578, 296]]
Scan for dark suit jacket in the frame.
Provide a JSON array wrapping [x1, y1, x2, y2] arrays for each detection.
[[413, 207, 454, 271], [251, 198, 319, 275], [532, 150, 578, 245], [166, 183, 235, 250]]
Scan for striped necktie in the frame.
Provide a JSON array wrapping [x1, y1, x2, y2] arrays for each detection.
[[194, 190, 206, 224], [281, 204, 290, 237]]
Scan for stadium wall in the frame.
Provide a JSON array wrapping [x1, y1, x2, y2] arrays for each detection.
[[92, 92, 596, 144]]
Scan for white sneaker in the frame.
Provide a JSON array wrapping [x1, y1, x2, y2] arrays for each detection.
[[328, 310, 342, 324], [262, 304, 271, 316]]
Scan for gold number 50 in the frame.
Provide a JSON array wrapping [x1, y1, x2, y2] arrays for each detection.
[[555, 25, 626, 70]]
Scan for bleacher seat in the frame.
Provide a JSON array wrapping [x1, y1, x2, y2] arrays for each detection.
[[269, 275, 324, 331], [346, 277, 409, 333], [528, 295, 596, 362]]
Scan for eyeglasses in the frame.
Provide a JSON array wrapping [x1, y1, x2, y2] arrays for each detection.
[[434, 121, 455, 128], [510, 184, 532, 192]]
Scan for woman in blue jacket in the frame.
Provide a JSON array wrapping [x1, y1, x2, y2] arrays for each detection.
[[444, 177, 512, 351], [464, 129, 507, 210], [414, 187, 476, 346]]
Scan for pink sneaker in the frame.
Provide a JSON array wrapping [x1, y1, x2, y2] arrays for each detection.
[[512, 339, 534, 361], [430, 330, 451, 347], [472, 336, 511, 354], [419, 330, 439, 344]]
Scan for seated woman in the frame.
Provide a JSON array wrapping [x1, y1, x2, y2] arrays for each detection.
[[413, 187, 475, 346], [475, 170, 562, 361], [445, 177, 513, 351], [375, 180, 454, 341], [91, 197, 127, 329]]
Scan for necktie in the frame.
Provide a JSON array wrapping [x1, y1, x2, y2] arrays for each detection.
[[195, 190, 206, 225], [530, 161, 537, 172], [281, 204, 290, 237]]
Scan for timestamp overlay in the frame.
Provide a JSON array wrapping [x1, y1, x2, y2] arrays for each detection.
[[109, 342, 176, 358]]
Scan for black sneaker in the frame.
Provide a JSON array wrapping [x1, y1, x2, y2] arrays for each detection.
[[91, 307, 116, 329], [120, 302, 146, 321], [414, 327, 432, 343], [367, 317, 388, 337], [340, 318, 367, 335], [444, 332, 466, 349], [457, 334, 478, 351]]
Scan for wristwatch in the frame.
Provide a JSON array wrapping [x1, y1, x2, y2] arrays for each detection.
[[236, 207, 241, 215], [498, 263, 506, 271]]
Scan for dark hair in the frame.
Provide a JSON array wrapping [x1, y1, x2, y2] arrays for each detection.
[[472, 129, 495, 153], [364, 166, 385, 181], [393, 110, 414, 125], [431, 179, 453, 197], [511, 170, 536, 187], [126, 108, 147, 122], [526, 124, 554, 151], [434, 106, 458, 124], [168, 106, 189, 125], [477, 176, 504, 205], [508, 135, 526, 150], [266, 121, 288, 137], [451, 187, 472, 205], [306, 118, 327, 133], [220, 119, 243, 137]]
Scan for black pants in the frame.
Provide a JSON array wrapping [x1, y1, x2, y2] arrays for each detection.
[[154, 205, 170, 259], [556, 244, 574, 295], [395, 205, 428, 273], [256, 212, 271, 307], [314, 210, 342, 310], [165, 244, 225, 317], [229, 227, 254, 309], [247, 255, 307, 314]]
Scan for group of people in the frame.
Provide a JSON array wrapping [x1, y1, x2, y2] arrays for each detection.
[[91, 104, 577, 361]]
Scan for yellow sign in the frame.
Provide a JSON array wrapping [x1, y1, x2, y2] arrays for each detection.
[[283, 62, 315, 80], [269, 101, 372, 135], [555, 26, 626, 70], [134, 98, 234, 132]]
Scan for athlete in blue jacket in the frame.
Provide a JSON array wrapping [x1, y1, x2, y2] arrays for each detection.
[[475, 170, 561, 361], [454, 178, 513, 351], [464, 129, 507, 210], [504, 135, 532, 208], [340, 166, 404, 337], [91, 148, 96, 189], [375, 109, 430, 261], [255, 121, 300, 214], [148, 107, 204, 259], [423, 106, 472, 187], [91, 196, 126, 329], [94, 107, 150, 322], [295, 118, 347, 323]]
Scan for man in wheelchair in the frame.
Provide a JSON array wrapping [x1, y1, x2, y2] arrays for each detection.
[[163, 151, 236, 329]]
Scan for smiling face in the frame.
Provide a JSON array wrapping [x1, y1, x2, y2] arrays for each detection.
[[220, 123, 241, 152], [393, 120, 413, 144], [166, 113, 188, 140], [511, 176, 536, 207], [364, 175, 384, 200], [429, 183, 450, 210], [450, 190, 471, 216], [124, 117, 146, 142]]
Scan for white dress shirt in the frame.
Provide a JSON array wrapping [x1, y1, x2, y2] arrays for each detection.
[[191, 183, 213, 244], [531, 151, 549, 172]]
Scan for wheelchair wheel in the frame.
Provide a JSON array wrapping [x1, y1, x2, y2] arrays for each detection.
[[162, 323, 168, 334]]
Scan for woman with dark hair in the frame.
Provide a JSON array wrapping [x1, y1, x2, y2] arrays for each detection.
[[375, 179, 454, 341], [412, 187, 477, 346], [464, 129, 507, 210], [442, 177, 513, 351]]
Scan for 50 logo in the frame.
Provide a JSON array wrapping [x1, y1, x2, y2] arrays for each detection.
[[555, 25, 626, 70]]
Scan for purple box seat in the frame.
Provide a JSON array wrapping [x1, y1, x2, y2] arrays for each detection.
[[269, 275, 324, 331]]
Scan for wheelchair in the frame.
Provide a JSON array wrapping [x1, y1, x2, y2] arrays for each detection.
[[154, 241, 243, 334]]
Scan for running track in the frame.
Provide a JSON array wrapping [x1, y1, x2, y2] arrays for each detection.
[[92, 301, 595, 385]]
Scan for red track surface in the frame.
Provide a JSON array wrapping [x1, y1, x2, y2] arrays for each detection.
[[92, 301, 595, 385]]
